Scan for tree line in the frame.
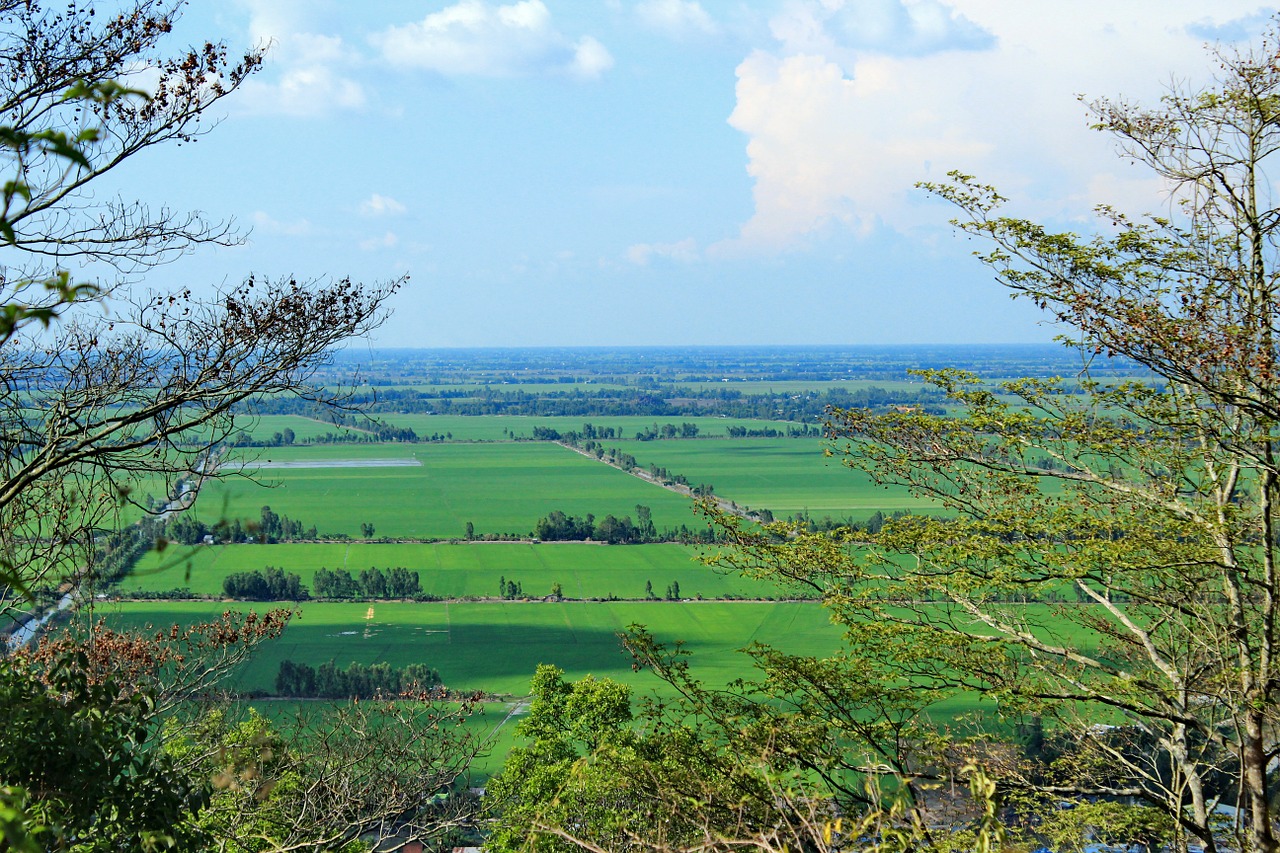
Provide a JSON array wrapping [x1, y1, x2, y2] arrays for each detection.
[[532, 506, 724, 545], [222, 566, 307, 600], [165, 505, 318, 546], [219, 566, 426, 601], [248, 383, 949, 422], [273, 659, 441, 699], [313, 566, 423, 599]]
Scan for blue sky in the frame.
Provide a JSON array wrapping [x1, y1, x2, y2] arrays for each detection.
[[104, 1, 1276, 348]]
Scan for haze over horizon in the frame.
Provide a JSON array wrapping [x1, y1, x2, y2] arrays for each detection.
[[102, 1, 1273, 348]]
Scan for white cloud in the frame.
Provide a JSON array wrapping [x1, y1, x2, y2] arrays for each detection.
[[626, 238, 699, 265], [635, 0, 718, 39], [232, 0, 366, 117], [359, 194, 408, 217], [359, 231, 400, 251], [239, 65, 366, 116], [571, 36, 615, 78], [371, 0, 613, 79], [718, 0, 1272, 253], [715, 50, 992, 251], [251, 211, 313, 237]]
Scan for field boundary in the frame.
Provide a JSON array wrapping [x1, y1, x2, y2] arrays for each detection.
[[554, 441, 747, 519]]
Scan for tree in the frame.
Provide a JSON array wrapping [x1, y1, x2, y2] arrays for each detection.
[[0, 650, 207, 850], [635, 504, 656, 541], [0, 3, 475, 849], [0, 2, 399, 613], [483, 665, 638, 853], [698, 25, 1280, 853], [484, 663, 942, 853], [163, 692, 483, 851]]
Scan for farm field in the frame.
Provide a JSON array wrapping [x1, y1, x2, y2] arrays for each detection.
[[609, 437, 938, 519], [195, 442, 699, 539], [121, 542, 780, 601], [96, 600, 848, 698], [230, 414, 370, 442]]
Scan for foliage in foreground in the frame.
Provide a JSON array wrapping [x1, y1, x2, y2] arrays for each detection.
[[1, 615, 486, 851]]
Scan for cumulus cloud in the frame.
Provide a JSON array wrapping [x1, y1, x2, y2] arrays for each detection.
[[713, 0, 998, 252], [571, 36, 615, 78], [635, 0, 718, 39], [371, 0, 613, 79], [359, 193, 408, 217], [239, 65, 366, 116], [715, 50, 989, 250], [359, 231, 400, 251], [626, 238, 700, 265], [718, 0, 1268, 253], [234, 2, 367, 116]]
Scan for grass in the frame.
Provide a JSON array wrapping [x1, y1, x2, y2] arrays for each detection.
[[194, 442, 701, 539], [609, 437, 938, 519], [94, 598, 1085, 727], [95, 597, 1098, 775], [229, 414, 371, 442], [95, 600, 847, 698], [121, 541, 783, 601]]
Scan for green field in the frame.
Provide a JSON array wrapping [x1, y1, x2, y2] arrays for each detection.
[[231, 414, 370, 442], [96, 600, 847, 697], [94, 597, 1055, 753], [609, 437, 937, 519], [197, 442, 699, 539], [122, 542, 782, 600]]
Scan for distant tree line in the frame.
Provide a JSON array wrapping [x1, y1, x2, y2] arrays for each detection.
[[533, 506, 720, 545], [633, 422, 700, 440], [563, 440, 720, 503], [246, 384, 949, 423], [225, 406, 424, 444], [165, 505, 318, 546], [274, 659, 440, 699], [317, 341, 1146, 384], [529, 421, 820, 443], [725, 424, 821, 438]]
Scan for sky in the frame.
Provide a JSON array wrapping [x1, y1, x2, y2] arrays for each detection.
[[98, 0, 1279, 348]]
